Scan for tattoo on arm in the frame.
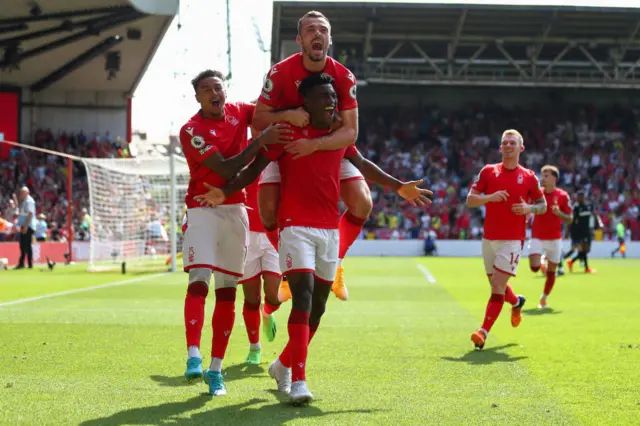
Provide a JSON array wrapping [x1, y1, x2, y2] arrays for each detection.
[[531, 197, 547, 215]]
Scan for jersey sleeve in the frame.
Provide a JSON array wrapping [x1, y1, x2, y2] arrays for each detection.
[[344, 145, 359, 158], [470, 166, 489, 193], [560, 192, 572, 214], [528, 175, 544, 200], [258, 68, 283, 108], [261, 143, 285, 162], [179, 125, 218, 165], [336, 65, 358, 111], [238, 102, 256, 124]]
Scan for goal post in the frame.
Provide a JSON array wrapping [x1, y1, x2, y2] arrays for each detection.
[[81, 155, 190, 274]]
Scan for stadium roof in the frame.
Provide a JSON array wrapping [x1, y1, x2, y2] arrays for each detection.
[[272, 1, 640, 88], [0, 0, 176, 94]]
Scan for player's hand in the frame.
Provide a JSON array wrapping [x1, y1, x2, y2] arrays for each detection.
[[284, 107, 310, 127], [284, 138, 320, 159], [511, 196, 532, 215], [551, 204, 562, 216], [259, 123, 294, 146], [397, 179, 433, 207], [488, 190, 509, 203], [194, 183, 226, 207]]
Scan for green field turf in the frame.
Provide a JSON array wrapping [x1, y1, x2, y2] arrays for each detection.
[[1, 257, 639, 425]]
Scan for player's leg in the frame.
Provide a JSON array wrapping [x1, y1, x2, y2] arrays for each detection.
[[335, 167, 372, 301], [203, 206, 248, 396], [539, 240, 561, 308], [25, 229, 33, 268], [262, 272, 281, 342], [240, 276, 262, 365], [582, 239, 596, 273], [269, 227, 313, 398], [528, 239, 543, 273], [182, 209, 213, 379], [239, 231, 264, 364]]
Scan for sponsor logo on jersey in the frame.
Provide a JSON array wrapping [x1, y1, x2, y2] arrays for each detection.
[[517, 174, 524, 184]]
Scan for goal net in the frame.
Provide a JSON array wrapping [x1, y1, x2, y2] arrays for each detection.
[[81, 156, 190, 274]]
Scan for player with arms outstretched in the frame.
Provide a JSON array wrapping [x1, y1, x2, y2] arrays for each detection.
[[253, 10, 370, 302], [195, 74, 431, 404], [527, 165, 573, 309], [179, 70, 292, 396], [466, 130, 547, 349]]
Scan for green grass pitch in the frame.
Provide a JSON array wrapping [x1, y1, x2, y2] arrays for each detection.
[[1, 257, 639, 425]]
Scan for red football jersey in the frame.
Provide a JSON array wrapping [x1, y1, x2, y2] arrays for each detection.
[[262, 125, 358, 229], [531, 187, 572, 240], [245, 179, 264, 233], [179, 102, 255, 208], [258, 53, 358, 112], [471, 163, 543, 240]]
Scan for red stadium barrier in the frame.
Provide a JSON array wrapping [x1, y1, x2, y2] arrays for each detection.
[[0, 242, 74, 265]]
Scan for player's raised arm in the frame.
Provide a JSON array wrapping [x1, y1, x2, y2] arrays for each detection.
[[253, 102, 310, 130], [201, 124, 292, 180], [347, 149, 432, 207]]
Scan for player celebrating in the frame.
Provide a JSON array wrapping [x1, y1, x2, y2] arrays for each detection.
[[252, 10, 370, 302], [238, 175, 283, 365], [195, 74, 431, 404], [527, 165, 573, 309], [179, 69, 292, 396], [566, 191, 602, 273], [466, 130, 547, 349]]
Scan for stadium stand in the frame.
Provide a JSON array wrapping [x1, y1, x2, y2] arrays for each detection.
[[272, 2, 640, 242], [0, 1, 177, 261]]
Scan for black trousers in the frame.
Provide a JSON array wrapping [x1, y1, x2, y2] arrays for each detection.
[[18, 228, 34, 268]]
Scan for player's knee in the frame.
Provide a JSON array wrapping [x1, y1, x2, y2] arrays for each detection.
[[263, 283, 280, 307], [530, 265, 540, 273], [309, 298, 327, 324], [241, 282, 261, 305], [289, 281, 313, 313], [213, 271, 239, 290], [188, 268, 211, 297], [342, 181, 372, 218]]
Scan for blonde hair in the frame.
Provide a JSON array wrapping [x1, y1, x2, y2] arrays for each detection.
[[501, 129, 523, 145], [541, 164, 559, 178]]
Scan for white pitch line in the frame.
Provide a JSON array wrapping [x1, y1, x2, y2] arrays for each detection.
[[0, 273, 167, 308], [416, 264, 437, 284]]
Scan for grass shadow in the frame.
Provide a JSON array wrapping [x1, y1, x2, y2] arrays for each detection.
[[523, 308, 562, 316], [150, 362, 266, 389], [80, 395, 384, 426], [441, 343, 527, 365]]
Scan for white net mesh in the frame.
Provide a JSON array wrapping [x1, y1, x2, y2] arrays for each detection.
[[81, 156, 190, 273]]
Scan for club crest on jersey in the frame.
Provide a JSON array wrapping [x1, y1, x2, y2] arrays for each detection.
[[190, 135, 205, 149], [517, 174, 524, 184], [286, 253, 293, 269], [226, 115, 239, 126]]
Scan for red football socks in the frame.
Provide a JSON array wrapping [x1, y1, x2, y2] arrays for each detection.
[[287, 309, 310, 382], [266, 228, 279, 251], [543, 271, 557, 296], [338, 211, 367, 259], [184, 285, 207, 349], [263, 298, 280, 315], [242, 301, 260, 345], [504, 284, 518, 306], [211, 288, 236, 359], [481, 293, 505, 332], [278, 321, 320, 369]]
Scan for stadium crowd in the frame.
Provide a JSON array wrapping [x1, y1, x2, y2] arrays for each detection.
[[0, 129, 130, 242], [1, 102, 639, 243]]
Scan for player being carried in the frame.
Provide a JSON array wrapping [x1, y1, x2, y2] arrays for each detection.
[[527, 165, 573, 309], [466, 130, 547, 349], [179, 69, 292, 396], [195, 73, 432, 404], [252, 10, 370, 302]]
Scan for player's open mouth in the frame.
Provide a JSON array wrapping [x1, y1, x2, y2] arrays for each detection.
[[211, 100, 221, 108], [311, 41, 323, 52]]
